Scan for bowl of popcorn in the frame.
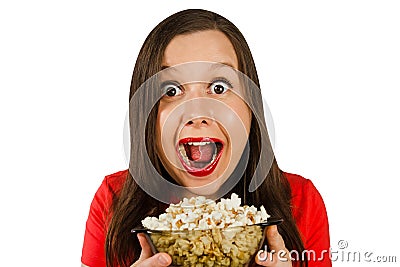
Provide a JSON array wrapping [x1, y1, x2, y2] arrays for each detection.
[[132, 194, 283, 267]]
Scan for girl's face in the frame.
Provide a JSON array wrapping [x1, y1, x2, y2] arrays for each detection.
[[156, 30, 252, 193]]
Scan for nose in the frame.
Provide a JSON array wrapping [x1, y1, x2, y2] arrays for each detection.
[[186, 117, 212, 127], [181, 86, 215, 127]]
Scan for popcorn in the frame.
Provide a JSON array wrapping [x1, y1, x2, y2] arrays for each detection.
[[142, 193, 270, 231], [141, 194, 271, 266]]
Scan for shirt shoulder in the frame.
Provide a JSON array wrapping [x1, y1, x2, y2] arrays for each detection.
[[81, 170, 128, 267], [284, 172, 324, 212], [284, 172, 310, 196], [283, 171, 328, 226], [104, 169, 128, 195]]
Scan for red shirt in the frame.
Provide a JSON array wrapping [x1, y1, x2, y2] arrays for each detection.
[[81, 170, 331, 266]]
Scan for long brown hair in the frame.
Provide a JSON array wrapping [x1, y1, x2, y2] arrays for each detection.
[[106, 9, 307, 267]]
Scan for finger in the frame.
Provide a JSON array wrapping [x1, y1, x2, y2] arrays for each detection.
[[133, 234, 172, 267], [255, 226, 291, 266], [265, 225, 286, 251], [137, 233, 153, 260]]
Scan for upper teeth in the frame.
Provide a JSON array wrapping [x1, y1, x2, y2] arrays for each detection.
[[187, 141, 211, 146]]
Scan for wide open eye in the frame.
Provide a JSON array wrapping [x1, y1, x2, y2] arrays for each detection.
[[161, 81, 183, 97], [209, 78, 233, 95]]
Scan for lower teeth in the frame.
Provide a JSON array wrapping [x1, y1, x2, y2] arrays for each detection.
[[211, 150, 217, 162]]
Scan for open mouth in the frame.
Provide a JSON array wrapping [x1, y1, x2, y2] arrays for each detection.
[[177, 137, 224, 177]]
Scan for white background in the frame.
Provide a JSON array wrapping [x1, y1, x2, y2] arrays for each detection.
[[0, 1, 399, 266]]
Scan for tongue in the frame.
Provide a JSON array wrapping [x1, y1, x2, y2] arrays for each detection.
[[187, 144, 214, 162]]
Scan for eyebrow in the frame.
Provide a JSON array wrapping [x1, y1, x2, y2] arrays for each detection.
[[161, 62, 236, 70], [209, 62, 236, 71], [219, 62, 236, 69]]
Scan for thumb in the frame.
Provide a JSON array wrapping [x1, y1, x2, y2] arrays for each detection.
[[265, 225, 286, 251], [132, 234, 172, 267], [137, 233, 153, 260]]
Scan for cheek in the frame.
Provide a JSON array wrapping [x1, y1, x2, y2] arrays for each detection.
[[231, 101, 252, 135], [243, 107, 252, 133], [156, 109, 167, 154], [157, 102, 176, 134], [156, 105, 178, 159]]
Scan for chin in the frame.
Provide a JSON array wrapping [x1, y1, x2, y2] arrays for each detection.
[[182, 181, 220, 196], [176, 171, 227, 195]]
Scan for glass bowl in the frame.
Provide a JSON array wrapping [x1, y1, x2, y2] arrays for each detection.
[[132, 218, 282, 267]]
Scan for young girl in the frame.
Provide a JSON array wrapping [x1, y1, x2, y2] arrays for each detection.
[[81, 9, 331, 267]]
